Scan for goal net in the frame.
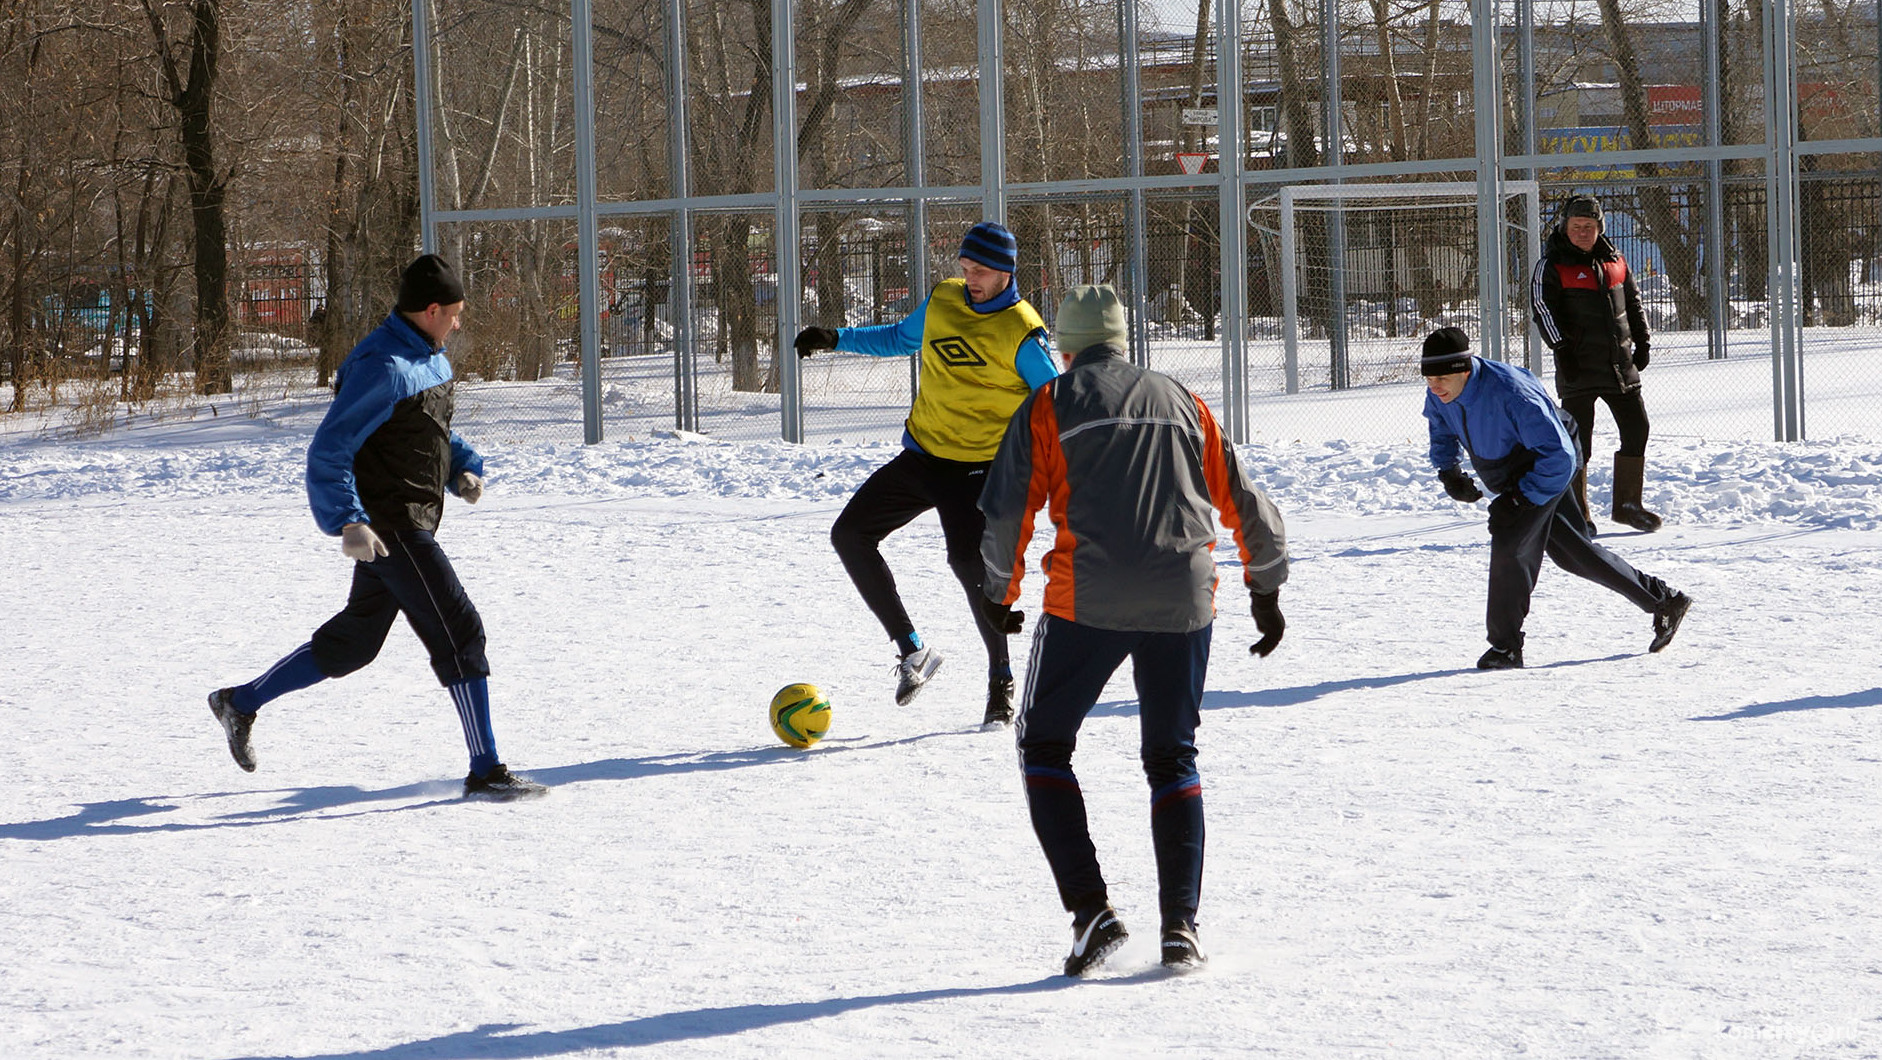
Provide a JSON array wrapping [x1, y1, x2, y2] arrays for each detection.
[[1248, 181, 1541, 392]]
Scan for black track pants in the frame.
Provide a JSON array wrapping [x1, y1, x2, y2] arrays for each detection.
[[310, 529, 490, 686], [829, 448, 1010, 674], [1561, 389, 1651, 461], [1485, 489, 1675, 652]]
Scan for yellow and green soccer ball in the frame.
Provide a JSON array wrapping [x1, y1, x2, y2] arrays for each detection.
[[768, 683, 832, 749]]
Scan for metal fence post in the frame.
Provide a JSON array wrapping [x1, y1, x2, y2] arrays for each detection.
[[666, 0, 697, 433], [1121, 0, 1150, 368], [979, 0, 1006, 222], [1766, 0, 1803, 440], [773, 0, 803, 443], [412, 0, 437, 255], [1218, 0, 1249, 442], [1471, 0, 1507, 365], [572, 0, 603, 444]]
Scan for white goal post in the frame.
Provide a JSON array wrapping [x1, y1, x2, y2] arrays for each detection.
[[1251, 181, 1542, 393]]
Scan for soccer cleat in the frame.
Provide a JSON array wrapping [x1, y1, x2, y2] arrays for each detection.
[[893, 646, 944, 706], [1160, 925, 1207, 970], [1476, 645, 1523, 670], [208, 688, 258, 773], [1063, 907, 1128, 977], [1649, 592, 1692, 653], [463, 764, 548, 801], [982, 677, 1015, 730]]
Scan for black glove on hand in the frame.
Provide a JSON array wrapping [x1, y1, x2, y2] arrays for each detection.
[[794, 326, 839, 358], [976, 592, 1025, 636], [1487, 490, 1532, 529], [1439, 467, 1483, 503], [1250, 589, 1285, 658], [1632, 346, 1650, 370]]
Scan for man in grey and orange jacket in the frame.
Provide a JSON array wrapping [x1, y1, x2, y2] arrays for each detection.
[[977, 284, 1287, 978]]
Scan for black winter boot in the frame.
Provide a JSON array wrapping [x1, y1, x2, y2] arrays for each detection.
[[1612, 454, 1663, 532], [982, 677, 1015, 730]]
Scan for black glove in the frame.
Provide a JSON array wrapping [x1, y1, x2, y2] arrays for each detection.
[[1487, 490, 1533, 529], [794, 326, 839, 358], [976, 592, 1025, 636], [1439, 467, 1483, 503], [1632, 345, 1650, 370], [1250, 589, 1285, 658]]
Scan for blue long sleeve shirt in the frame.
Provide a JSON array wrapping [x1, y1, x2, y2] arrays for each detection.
[[1423, 356, 1576, 506]]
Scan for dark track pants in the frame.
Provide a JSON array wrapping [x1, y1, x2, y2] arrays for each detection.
[[1486, 489, 1675, 653], [310, 529, 490, 686], [1016, 614, 1210, 930], [1561, 389, 1651, 461], [829, 448, 1010, 674]]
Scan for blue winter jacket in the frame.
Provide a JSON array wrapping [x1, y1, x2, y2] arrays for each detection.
[[1423, 356, 1576, 506], [306, 312, 483, 536]]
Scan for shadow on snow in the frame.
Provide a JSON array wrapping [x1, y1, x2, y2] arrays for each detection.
[[1689, 686, 1882, 721]]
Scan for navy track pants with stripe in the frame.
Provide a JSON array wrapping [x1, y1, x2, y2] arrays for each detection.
[[1016, 614, 1210, 930], [311, 529, 490, 686]]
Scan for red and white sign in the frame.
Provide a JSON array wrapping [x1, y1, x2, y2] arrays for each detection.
[[1176, 152, 1209, 176]]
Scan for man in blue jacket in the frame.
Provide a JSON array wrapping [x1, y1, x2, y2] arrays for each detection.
[[1420, 326, 1690, 669], [208, 254, 543, 799]]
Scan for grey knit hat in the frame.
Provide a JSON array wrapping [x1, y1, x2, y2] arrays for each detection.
[[1054, 285, 1128, 358]]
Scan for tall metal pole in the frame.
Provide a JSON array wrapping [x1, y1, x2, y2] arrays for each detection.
[[979, 0, 1006, 221], [1470, 0, 1506, 365], [412, 0, 438, 254], [1324, 0, 1349, 390], [904, 0, 928, 397], [1765, 0, 1802, 440], [1517, 0, 1539, 372], [572, 0, 603, 444], [666, 0, 697, 432], [773, 0, 804, 443], [1702, 0, 1728, 362], [1217, 0, 1249, 441], [1121, 0, 1150, 367]]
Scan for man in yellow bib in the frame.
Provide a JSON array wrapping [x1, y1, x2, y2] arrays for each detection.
[[795, 222, 1058, 728]]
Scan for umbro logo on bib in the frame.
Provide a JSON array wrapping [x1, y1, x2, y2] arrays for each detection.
[[931, 335, 987, 367]]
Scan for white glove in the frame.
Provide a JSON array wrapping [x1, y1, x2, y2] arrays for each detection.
[[455, 471, 484, 504], [341, 522, 388, 563]]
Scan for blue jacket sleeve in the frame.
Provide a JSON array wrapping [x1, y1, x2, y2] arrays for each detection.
[[1014, 330, 1058, 389], [1511, 387, 1575, 504], [447, 433, 483, 488], [306, 361, 399, 535], [1424, 394, 1465, 472], [835, 297, 928, 358]]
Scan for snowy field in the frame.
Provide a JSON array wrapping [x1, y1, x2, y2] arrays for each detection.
[[3, 336, 1882, 1059]]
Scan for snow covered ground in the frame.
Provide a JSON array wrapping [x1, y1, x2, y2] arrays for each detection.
[[3, 338, 1881, 1058]]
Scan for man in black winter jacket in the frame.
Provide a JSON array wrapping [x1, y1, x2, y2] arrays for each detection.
[[1530, 194, 1663, 533]]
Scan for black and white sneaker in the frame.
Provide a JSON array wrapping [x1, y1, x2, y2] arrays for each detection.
[[1160, 925, 1207, 970], [1649, 592, 1692, 653], [1476, 645, 1523, 670], [981, 677, 1015, 730], [463, 764, 548, 801], [208, 688, 257, 773], [893, 646, 944, 706], [1063, 907, 1128, 977]]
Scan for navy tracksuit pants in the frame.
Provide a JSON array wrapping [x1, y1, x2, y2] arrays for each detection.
[[1016, 614, 1210, 931], [1486, 487, 1674, 653], [311, 529, 490, 686]]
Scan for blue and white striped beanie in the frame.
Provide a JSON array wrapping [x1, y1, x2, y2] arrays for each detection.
[[959, 222, 1019, 273]]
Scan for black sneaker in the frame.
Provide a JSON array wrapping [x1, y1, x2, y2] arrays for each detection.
[[1063, 907, 1128, 977], [1476, 645, 1523, 670], [1650, 592, 1692, 653], [982, 677, 1015, 730], [463, 764, 548, 801], [208, 688, 257, 772], [1160, 924, 1207, 970]]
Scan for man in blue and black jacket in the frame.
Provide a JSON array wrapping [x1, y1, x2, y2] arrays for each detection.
[[1420, 326, 1690, 670], [208, 254, 543, 800]]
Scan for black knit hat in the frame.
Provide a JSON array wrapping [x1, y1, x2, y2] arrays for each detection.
[[1561, 195, 1604, 230], [1420, 326, 1473, 376], [959, 222, 1019, 273], [397, 253, 465, 312]]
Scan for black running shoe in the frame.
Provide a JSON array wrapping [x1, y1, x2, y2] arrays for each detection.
[[1063, 907, 1128, 977], [208, 688, 257, 773], [893, 646, 944, 706], [1476, 645, 1523, 670], [982, 677, 1015, 730], [463, 764, 548, 801], [1160, 925, 1207, 970], [1650, 592, 1691, 653]]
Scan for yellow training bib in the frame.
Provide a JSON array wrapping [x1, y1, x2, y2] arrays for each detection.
[[907, 279, 1045, 462]]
